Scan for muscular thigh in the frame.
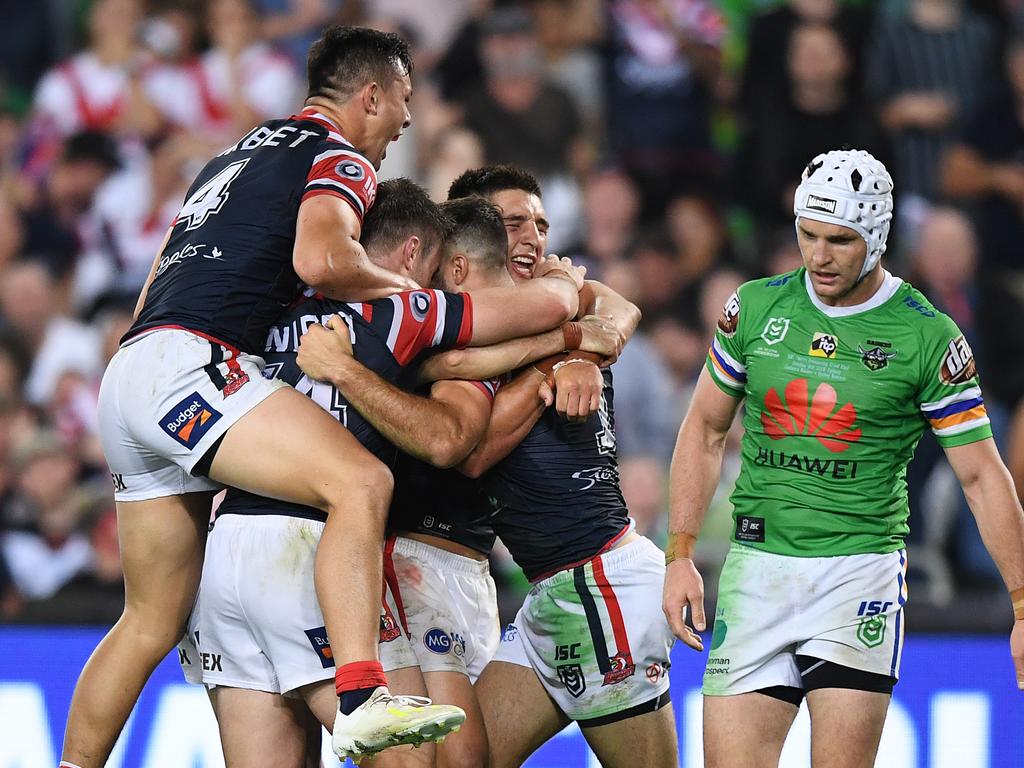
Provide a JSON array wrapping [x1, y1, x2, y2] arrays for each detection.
[[703, 692, 798, 768], [210, 686, 309, 768], [476, 661, 568, 768], [209, 385, 389, 510], [582, 701, 678, 768], [806, 687, 890, 768]]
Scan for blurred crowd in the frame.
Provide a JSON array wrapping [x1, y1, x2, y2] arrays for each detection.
[[1, 0, 1023, 628]]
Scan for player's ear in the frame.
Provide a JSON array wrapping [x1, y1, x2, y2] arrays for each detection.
[[361, 81, 380, 115], [402, 236, 421, 272], [450, 253, 468, 286]]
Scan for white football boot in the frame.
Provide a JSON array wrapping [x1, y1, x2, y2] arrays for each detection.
[[332, 687, 466, 762]]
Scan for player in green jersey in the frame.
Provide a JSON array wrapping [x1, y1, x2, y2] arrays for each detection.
[[662, 149, 1024, 768]]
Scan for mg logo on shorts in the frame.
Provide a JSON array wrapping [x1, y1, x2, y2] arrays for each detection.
[[159, 392, 222, 450], [557, 663, 586, 698], [424, 627, 452, 654], [856, 615, 887, 648]]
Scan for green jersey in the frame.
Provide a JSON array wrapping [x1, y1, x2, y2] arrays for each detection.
[[706, 268, 991, 557]]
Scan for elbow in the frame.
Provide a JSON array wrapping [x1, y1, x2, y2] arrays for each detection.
[[294, 250, 329, 291], [426, 432, 472, 469], [459, 455, 487, 479], [552, 289, 578, 325]]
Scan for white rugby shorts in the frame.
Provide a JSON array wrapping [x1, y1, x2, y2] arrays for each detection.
[[180, 513, 416, 695], [702, 543, 907, 696], [98, 328, 286, 502], [493, 536, 675, 724], [384, 536, 500, 682]]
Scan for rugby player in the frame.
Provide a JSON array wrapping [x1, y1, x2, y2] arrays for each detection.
[[180, 182, 596, 764], [430, 166, 678, 767], [60, 27, 461, 768], [663, 149, 1024, 768]]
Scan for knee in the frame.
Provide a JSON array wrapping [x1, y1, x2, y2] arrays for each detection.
[[439, 736, 488, 768], [320, 455, 393, 517], [115, 609, 187, 657]]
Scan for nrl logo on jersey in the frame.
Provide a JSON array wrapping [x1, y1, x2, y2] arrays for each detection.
[[760, 317, 790, 345], [717, 292, 740, 337]]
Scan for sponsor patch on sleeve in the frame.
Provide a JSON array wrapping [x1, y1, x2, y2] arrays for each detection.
[[940, 335, 977, 385], [717, 291, 740, 337], [159, 392, 222, 450]]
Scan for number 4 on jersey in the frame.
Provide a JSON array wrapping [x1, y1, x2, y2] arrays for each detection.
[[176, 159, 250, 231]]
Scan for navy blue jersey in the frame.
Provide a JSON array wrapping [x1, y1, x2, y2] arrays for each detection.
[[127, 108, 378, 353], [216, 288, 473, 521], [483, 368, 631, 581], [389, 379, 502, 555]]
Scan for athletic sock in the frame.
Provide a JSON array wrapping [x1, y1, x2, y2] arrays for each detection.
[[335, 660, 388, 714]]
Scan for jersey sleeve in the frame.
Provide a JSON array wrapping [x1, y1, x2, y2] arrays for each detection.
[[705, 287, 747, 397], [383, 289, 473, 367], [916, 317, 992, 448], [302, 141, 378, 222]]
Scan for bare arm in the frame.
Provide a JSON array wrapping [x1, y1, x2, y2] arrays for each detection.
[[662, 369, 743, 650], [417, 314, 623, 384], [578, 279, 641, 357], [945, 438, 1024, 688], [466, 269, 581, 345], [942, 144, 1024, 202], [460, 368, 549, 478], [304, 334, 492, 468], [293, 195, 416, 301]]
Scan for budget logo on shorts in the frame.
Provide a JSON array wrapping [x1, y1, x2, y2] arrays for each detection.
[[557, 663, 586, 698], [304, 627, 334, 668], [159, 392, 222, 450], [424, 627, 452, 655]]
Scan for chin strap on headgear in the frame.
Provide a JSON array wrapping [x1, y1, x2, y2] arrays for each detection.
[[793, 149, 894, 282]]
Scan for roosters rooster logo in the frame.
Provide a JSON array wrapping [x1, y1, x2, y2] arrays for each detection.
[[761, 378, 861, 453]]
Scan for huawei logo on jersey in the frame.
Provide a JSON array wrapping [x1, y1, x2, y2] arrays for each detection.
[[761, 378, 862, 453]]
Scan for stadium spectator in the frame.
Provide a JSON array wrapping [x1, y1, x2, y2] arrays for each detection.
[[569, 166, 641, 274], [604, 0, 725, 214], [736, 21, 886, 240], [30, 0, 163, 143], [866, 0, 998, 204], [738, 0, 872, 120], [256, 0, 338, 68], [16, 131, 121, 280]]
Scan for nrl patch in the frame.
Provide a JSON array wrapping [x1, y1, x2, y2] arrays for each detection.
[[557, 663, 587, 698], [856, 615, 886, 649], [859, 344, 897, 371], [760, 317, 790, 346], [717, 292, 740, 337]]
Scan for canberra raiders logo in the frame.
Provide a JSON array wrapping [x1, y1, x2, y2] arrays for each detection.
[[557, 663, 586, 698], [859, 344, 897, 371]]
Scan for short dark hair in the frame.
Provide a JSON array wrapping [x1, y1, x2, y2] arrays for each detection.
[[439, 197, 508, 274], [361, 178, 451, 259], [307, 26, 413, 102], [447, 164, 542, 201]]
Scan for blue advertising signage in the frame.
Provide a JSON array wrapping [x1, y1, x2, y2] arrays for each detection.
[[0, 629, 1020, 767]]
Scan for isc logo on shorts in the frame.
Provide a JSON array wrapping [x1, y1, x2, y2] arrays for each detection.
[[159, 392, 222, 449]]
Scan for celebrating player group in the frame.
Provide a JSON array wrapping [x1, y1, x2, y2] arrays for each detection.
[[60, 24, 1024, 768]]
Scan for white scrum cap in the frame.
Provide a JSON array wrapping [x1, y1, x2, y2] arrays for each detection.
[[794, 149, 894, 281]]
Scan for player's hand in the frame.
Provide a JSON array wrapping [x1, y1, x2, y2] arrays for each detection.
[[296, 315, 353, 382], [578, 315, 624, 363], [552, 360, 603, 423], [534, 254, 586, 290], [662, 558, 706, 652], [1011, 618, 1024, 690]]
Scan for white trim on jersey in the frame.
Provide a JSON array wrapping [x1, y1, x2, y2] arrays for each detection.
[[310, 147, 369, 168], [919, 386, 983, 413], [804, 270, 903, 318], [305, 178, 365, 215], [385, 294, 405, 353], [430, 290, 448, 347], [931, 416, 991, 438]]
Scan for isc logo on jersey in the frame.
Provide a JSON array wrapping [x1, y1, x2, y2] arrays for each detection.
[[809, 332, 839, 359], [159, 392, 222, 449]]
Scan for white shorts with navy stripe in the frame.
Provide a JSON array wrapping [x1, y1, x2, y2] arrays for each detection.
[[703, 543, 907, 696], [98, 328, 287, 502], [492, 536, 675, 724]]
